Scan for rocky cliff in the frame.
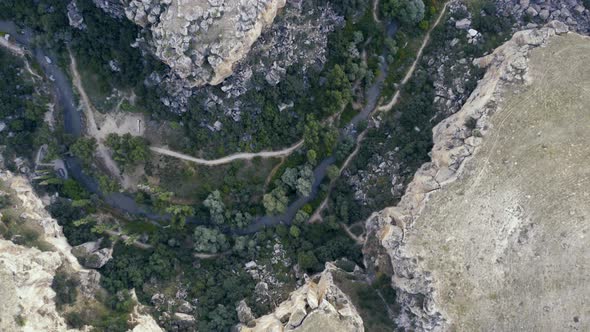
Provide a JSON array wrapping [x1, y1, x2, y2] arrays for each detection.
[[364, 21, 590, 331], [238, 263, 364, 332], [0, 171, 162, 332], [121, 0, 286, 87]]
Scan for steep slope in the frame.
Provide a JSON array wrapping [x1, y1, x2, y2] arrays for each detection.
[[0, 171, 162, 331], [238, 263, 364, 332], [365, 22, 590, 330], [122, 0, 286, 87]]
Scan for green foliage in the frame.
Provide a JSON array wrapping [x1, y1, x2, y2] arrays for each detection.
[[203, 190, 226, 225], [105, 133, 150, 171], [297, 251, 319, 270], [262, 186, 288, 215], [51, 270, 79, 308], [289, 225, 301, 238], [48, 199, 100, 246], [193, 226, 229, 253], [99, 175, 120, 193], [327, 165, 341, 181], [62, 179, 89, 200], [0, 195, 10, 209], [165, 204, 194, 229], [418, 20, 429, 30], [0, 50, 50, 158], [320, 65, 353, 116], [70, 137, 97, 166], [382, 0, 426, 26], [295, 165, 314, 198]]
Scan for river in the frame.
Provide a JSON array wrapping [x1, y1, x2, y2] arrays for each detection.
[[0, 19, 396, 235]]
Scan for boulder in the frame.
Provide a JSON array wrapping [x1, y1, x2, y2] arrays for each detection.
[[236, 300, 255, 324], [455, 18, 471, 30]]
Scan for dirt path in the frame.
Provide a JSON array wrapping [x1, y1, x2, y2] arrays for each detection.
[[378, 1, 450, 112], [150, 140, 304, 166], [69, 52, 130, 187], [310, 2, 450, 222]]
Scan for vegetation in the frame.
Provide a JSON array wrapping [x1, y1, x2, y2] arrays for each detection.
[[105, 133, 150, 171], [382, 0, 426, 26], [0, 49, 54, 161], [70, 137, 97, 167]]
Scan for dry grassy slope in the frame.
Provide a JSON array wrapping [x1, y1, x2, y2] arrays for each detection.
[[404, 32, 590, 330]]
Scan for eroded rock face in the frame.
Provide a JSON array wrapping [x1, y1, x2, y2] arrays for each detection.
[[239, 263, 364, 332], [0, 171, 161, 331], [0, 240, 76, 332], [122, 0, 286, 87], [365, 22, 590, 331]]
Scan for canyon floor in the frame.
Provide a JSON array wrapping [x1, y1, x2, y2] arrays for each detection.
[[403, 32, 590, 330]]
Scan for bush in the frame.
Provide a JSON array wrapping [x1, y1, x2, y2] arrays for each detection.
[[52, 270, 79, 308]]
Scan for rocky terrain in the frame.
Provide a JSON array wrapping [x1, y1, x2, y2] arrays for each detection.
[[238, 263, 364, 331], [119, 0, 286, 87], [0, 170, 161, 331], [365, 22, 590, 331]]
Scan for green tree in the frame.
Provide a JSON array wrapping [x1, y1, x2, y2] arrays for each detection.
[[321, 65, 352, 115], [105, 133, 150, 170], [98, 175, 120, 193], [193, 226, 229, 253], [295, 165, 314, 197], [382, 0, 425, 25], [326, 165, 341, 181], [262, 186, 288, 215], [297, 251, 319, 271], [166, 204, 195, 229], [289, 225, 301, 238], [203, 190, 226, 225], [70, 137, 97, 166]]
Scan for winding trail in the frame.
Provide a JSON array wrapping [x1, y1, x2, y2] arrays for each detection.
[[310, 2, 450, 222], [69, 52, 130, 187], [150, 140, 304, 166], [378, 1, 450, 112]]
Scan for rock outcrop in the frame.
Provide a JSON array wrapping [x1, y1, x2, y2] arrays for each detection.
[[121, 0, 286, 87], [364, 21, 590, 331], [0, 171, 161, 331], [0, 171, 87, 331], [71, 240, 113, 269], [0, 239, 78, 331], [238, 263, 364, 332]]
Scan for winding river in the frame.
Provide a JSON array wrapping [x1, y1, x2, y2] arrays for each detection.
[[0, 20, 396, 235]]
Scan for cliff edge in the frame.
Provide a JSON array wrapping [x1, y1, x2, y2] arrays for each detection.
[[365, 21, 590, 331]]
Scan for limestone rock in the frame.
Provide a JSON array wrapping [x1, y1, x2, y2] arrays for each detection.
[[236, 300, 255, 324], [67, 1, 86, 30], [72, 241, 112, 269], [454, 18, 471, 30], [239, 263, 364, 332], [364, 24, 590, 331], [119, 0, 287, 87]]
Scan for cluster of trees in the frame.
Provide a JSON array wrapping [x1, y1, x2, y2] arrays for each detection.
[[0, 49, 54, 160], [70, 137, 97, 167], [105, 133, 150, 171], [318, 65, 353, 116], [0, 0, 166, 115], [262, 163, 315, 216], [193, 226, 229, 253], [382, 0, 426, 26], [303, 116, 339, 158], [203, 190, 254, 229]]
